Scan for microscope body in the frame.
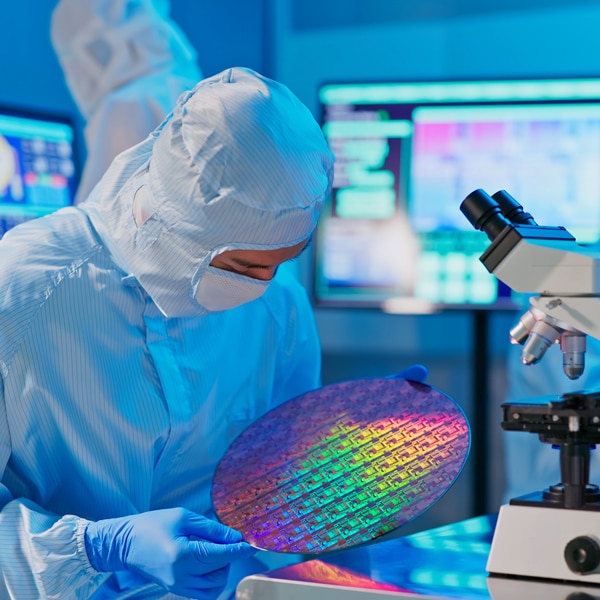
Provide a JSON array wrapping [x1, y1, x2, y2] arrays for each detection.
[[462, 190, 600, 379], [461, 190, 600, 584]]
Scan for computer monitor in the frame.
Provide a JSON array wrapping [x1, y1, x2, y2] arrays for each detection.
[[313, 76, 600, 312], [0, 105, 78, 237]]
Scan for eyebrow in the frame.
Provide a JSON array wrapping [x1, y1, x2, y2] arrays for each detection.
[[229, 257, 272, 270], [229, 238, 312, 270]]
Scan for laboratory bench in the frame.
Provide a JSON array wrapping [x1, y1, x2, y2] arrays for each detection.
[[236, 513, 600, 600]]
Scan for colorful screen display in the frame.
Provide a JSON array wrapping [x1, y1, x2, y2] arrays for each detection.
[[212, 378, 470, 554], [314, 77, 600, 311], [0, 106, 78, 236]]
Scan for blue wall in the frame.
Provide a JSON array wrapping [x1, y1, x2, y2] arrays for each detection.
[[273, 2, 600, 115], [0, 1, 72, 115]]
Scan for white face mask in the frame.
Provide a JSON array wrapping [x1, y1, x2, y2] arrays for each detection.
[[194, 266, 270, 312]]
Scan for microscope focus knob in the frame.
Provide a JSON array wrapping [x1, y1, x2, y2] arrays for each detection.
[[564, 536, 600, 574]]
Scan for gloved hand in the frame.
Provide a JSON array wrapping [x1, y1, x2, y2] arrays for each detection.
[[387, 364, 428, 384], [84, 507, 256, 599]]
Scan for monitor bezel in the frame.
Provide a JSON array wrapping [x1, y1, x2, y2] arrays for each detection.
[[312, 73, 600, 313]]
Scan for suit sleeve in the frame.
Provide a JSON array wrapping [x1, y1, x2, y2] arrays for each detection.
[[0, 379, 106, 599]]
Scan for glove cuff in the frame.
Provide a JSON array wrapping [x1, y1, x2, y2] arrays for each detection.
[[84, 521, 105, 572], [84, 519, 126, 573]]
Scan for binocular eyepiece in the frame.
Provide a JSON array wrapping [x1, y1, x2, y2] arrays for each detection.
[[460, 189, 537, 242]]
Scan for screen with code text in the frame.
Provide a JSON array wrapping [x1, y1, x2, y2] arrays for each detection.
[[314, 77, 600, 312]]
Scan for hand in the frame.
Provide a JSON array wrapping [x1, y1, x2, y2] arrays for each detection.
[[84, 507, 256, 599], [387, 364, 428, 384]]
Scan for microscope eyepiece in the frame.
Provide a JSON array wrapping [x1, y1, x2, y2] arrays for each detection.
[[460, 189, 512, 242], [491, 190, 537, 226]]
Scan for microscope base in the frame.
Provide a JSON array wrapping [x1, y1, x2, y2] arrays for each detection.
[[488, 503, 600, 583]]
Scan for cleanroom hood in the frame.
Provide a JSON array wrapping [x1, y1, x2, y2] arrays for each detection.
[[81, 67, 335, 317]]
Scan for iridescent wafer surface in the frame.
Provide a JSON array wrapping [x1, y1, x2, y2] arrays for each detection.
[[212, 378, 470, 554]]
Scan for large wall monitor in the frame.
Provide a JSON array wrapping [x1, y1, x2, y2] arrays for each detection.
[[314, 77, 600, 312], [0, 105, 78, 237]]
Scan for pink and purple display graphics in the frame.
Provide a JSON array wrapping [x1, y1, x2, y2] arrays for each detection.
[[212, 378, 470, 554]]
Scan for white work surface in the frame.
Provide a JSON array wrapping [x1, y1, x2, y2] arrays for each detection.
[[236, 513, 600, 600]]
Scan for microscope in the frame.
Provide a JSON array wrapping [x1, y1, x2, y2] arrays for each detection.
[[461, 189, 600, 584]]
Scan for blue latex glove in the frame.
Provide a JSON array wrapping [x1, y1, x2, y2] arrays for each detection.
[[84, 507, 256, 599], [388, 364, 428, 384]]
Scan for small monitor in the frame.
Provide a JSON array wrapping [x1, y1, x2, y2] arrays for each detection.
[[0, 105, 78, 237], [314, 76, 600, 312]]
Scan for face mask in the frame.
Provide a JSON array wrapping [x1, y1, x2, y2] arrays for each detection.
[[194, 266, 270, 312]]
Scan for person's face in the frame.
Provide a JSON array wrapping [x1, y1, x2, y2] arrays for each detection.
[[209, 239, 308, 281]]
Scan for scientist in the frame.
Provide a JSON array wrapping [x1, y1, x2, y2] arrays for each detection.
[[0, 67, 334, 599], [50, 0, 203, 203]]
